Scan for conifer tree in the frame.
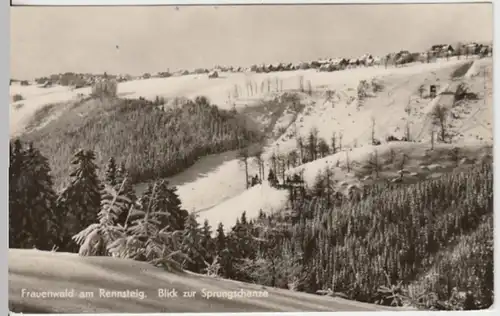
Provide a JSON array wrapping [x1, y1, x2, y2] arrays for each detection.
[[181, 213, 205, 272], [9, 140, 26, 248], [114, 162, 137, 226], [9, 140, 58, 250], [231, 211, 256, 261], [331, 132, 337, 154], [105, 157, 118, 187], [307, 128, 319, 161], [101, 181, 187, 269], [253, 148, 265, 181], [166, 186, 189, 231], [317, 138, 330, 158], [215, 222, 234, 278], [56, 149, 101, 252], [23, 143, 59, 249], [268, 169, 278, 187], [73, 179, 131, 256], [201, 219, 215, 264]]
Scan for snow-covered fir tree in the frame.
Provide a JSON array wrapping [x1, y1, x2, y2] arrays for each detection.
[[181, 213, 205, 272], [215, 222, 234, 278], [9, 140, 58, 250], [56, 149, 101, 252], [105, 157, 118, 187], [201, 219, 215, 264]]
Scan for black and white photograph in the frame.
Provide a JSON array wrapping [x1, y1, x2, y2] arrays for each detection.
[[8, 1, 494, 313]]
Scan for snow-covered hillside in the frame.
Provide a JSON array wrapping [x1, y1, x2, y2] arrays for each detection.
[[286, 141, 491, 189], [198, 182, 289, 231], [9, 249, 397, 313], [10, 57, 493, 230], [9, 57, 479, 137], [144, 58, 491, 228]]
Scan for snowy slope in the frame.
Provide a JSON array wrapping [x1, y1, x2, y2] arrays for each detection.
[[134, 150, 261, 214], [9, 86, 91, 136], [9, 249, 398, 313], [10, 58, 492, 231], [171, 59, 491, 228], [197, 182, 289, 231], [286, 141, 492, 190], [269, 58, 489, 155], [10, 58, 474, 137]]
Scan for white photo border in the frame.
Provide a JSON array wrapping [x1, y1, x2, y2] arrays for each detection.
[[9, 0, 496, 6], [4, 1, 498, 316]]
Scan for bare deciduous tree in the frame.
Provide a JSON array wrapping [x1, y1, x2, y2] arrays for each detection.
[[253, 148, 265, 181], [431, 105, 449, 143], [331, 132, 337, 154], [387, 148, 397, 164], [296, 136, 305, 163], [398, 153, 409, 181], [405, 120, 411, 142], [270, 152, 278, 177], [368, 150, 381, 178], [238, 148, 250, 188], [345, 151, 351, 173], [324, 167, 335, 207], [371, 117, 376, 145], [430, 125, 436, 150]]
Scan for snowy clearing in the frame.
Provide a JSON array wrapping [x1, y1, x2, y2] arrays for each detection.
[[197, 182, 289, 231]]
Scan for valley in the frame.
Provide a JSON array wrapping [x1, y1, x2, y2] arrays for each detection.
[[9, 53, 494, 312]]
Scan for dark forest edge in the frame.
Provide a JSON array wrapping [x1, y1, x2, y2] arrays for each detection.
[[19, 93, 264, 189], [9, 137, 493, 311]]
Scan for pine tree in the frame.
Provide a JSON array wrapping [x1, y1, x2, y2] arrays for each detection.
[[201, 219, 215, 264], [268, 169, 278, 187], [9, 140, 26, 248], [215, 222, 234, 278], [313, 172, 325, 197], [116, 161, 127, 184], [181, 213, 205, 272], [253, 148, 265, 182], [24, 143, 59, 249], [9, 140, 58, 250], [114, 162, 137, 226], [73, 179, 132, 256], [231, 211, 256, 261], [166, 186, 189, 231], [104, 181, 186, 269], [105, 157, 118, 187], [317, 138, 330, 158], [308, 128, 319, 161], [56, 149, 101, 252]]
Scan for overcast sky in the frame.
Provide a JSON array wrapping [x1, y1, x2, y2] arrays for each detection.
[[10, 3, 493, 79]]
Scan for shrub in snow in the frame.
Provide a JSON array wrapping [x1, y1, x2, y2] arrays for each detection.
[[12, 94, 24, 102]]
